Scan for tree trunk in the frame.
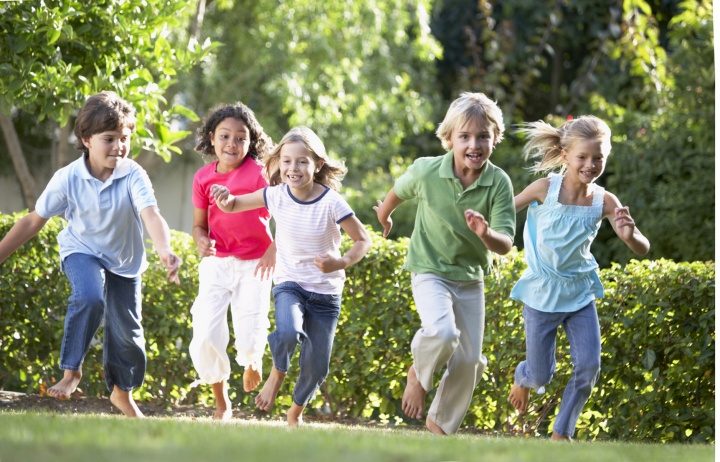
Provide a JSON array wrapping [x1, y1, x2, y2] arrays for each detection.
[[55, 120, 72, 171], [0, 112, 38, 209]]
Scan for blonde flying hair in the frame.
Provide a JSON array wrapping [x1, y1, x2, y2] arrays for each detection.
[[436, 92, 505, 151], [517, 115, 612, 174], [263, 126, 347, 191]]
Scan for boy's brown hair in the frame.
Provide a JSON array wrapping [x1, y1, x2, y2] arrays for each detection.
[[73, 91, 137, 155]]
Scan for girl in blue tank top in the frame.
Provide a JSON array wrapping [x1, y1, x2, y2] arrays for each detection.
[[508, 116, 650, 441]]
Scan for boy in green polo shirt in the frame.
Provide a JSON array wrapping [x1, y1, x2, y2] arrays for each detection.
[[374, 92, 515, 435]]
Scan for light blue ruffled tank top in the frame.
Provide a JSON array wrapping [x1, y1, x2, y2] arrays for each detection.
[[510, 173, 605, 312]]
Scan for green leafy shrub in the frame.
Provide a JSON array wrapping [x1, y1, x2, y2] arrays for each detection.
[[0, 213, 713, 442]]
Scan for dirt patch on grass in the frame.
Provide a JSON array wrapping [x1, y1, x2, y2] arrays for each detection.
[[0, 390, 412, 429]]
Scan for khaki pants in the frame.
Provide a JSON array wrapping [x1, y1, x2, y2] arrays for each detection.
[[410, 273, 487, 435]]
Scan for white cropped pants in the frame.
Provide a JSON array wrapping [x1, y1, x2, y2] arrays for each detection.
[[410, 273, 487, 435], [189, 256, 271, 385]]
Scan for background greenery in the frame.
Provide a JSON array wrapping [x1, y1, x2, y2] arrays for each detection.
[[0, 0, 714, 267], [0, 213, 713, 443]]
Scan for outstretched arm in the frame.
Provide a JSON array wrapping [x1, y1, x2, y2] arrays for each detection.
[[209, 185, 265, 213], [514, 177, 550, 212], [0, 211, 48, 264], [141, 206, 182, 284], [373, 188, 405, 238], [313, 216, 372, 273], [603, 192, 650, 256]]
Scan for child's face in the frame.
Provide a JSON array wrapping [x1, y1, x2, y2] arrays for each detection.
[[562, 138, 608, 184], [279, 142, 323, 192], [449, 118, 495, 175], [211, 117, 251, 173], [82, 127, 132, 179]]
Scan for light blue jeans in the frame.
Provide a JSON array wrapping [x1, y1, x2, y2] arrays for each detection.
[[269, 281, 341, 407], [60, 253, 145, 392], [514, 301, 601, 438]]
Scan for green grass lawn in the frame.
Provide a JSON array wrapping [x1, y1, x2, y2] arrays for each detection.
[[0, 412, 713, 462]]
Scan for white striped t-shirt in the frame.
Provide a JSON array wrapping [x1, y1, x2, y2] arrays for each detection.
[[263, 183, 355, 294]]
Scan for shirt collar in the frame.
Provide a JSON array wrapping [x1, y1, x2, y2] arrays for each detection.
[[72, 155, 134, 181]]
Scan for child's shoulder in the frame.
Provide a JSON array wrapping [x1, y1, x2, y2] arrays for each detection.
[[195, 161, 217, 175], [407, 154, 446, 175]]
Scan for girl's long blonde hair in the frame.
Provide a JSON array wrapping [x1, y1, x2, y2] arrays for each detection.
[[263, 126, 347, 191], [517, 115, 612, 174]]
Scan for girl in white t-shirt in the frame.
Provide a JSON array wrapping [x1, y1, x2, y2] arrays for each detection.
[[210, 126, 371, 427]]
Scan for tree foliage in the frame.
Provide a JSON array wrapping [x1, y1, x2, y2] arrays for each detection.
[[0, 0, 216, 206], [431, 0, 713, 265], [179, 0, 442, 235]]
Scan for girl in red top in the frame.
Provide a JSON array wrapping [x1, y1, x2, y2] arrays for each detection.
[[190, 102, 275, 420]]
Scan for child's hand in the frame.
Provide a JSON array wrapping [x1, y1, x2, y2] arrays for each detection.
[[373, 199, 393, 238], [196, 236, 217, 257], [159, 251, 182, 285], [614, 207, 637, 241], [210, 184, 234, 211], [465, 209, 489, 237], [314, 253, 342, 273], [254, 246, 276, 281]]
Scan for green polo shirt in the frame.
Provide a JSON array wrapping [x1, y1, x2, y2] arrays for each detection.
[[394, 152, 515, 281]]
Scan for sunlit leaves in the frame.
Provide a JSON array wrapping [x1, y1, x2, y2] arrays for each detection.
[[0, 0, 218, 162]]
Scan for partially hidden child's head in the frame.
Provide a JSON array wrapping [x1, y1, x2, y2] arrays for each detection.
[[519, 115, 612, 174], [436, 92, 505, 151], [263, 126, 347, 191], [73, 91, 136, 156], [194, 102, 273, 162]]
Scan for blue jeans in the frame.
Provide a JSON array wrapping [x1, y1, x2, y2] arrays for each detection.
[[514, 301, 601, 438], [61, 253, 145, 392], [269, 281, 341, 407]]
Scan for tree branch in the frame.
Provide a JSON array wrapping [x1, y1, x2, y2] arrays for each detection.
[[0, 112, 38, 209]]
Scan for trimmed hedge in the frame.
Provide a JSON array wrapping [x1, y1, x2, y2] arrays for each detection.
[[0, 212, 714, 442]]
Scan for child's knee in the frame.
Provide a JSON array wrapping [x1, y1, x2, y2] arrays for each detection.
[[271, 328, 303, 348], [576, 358, 601, 385], [428, 322, 460, 346], [72, 292, 104, 312]]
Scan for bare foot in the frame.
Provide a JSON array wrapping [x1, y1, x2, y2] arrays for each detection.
[[287, 403, 305, 427], [212, 381, 232, 421], [551, 432, 572, 442], [243, 364, 262, 392], [47, 370, 83, 399], [402, 364, 426, 420], [508, 382, 530, 414], [426, 416, 446, 436], [109, 386, 144, 418], [255, 366, 286, 411]]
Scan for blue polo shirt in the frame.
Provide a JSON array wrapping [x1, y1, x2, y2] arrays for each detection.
[[394, 152, 515, 281], [35, 155, 158, 277]]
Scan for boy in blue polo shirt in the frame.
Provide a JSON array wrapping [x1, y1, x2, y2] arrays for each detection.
[[374, 92, 515, 435], [0, 91, 182, 417]]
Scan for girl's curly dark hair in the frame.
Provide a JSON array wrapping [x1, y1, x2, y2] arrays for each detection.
[[194, 102, 273, 161]]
